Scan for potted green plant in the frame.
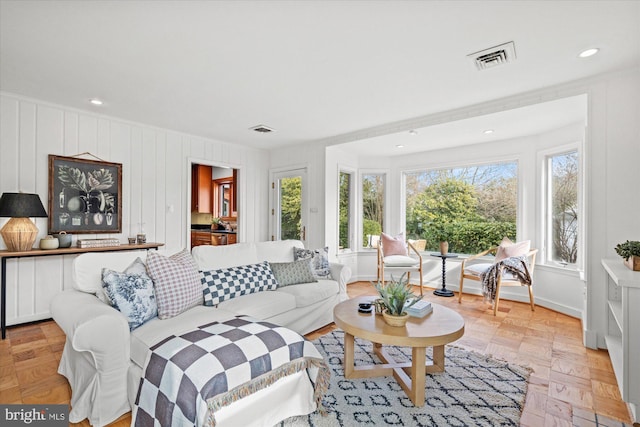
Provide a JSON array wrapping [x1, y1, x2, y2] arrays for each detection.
[[374, 273, 423, 327], [211, 217, 223, 230], [432, 221, 452, 255], [615, 240, 640, 271]]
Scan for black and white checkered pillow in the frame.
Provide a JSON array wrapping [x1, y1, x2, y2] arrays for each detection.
[[201, 261, 278, 306]]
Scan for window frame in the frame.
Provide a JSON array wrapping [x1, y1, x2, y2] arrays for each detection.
[[359, 169, 389, 250], [400, 156, 522, 255], [538, 142, 583, 271], [337, 166, 356, 253]]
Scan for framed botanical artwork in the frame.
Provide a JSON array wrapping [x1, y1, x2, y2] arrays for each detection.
[[48, 154, 122, 234]]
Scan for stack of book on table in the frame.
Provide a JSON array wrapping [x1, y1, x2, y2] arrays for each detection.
[[405, 300, 433, 317], [77, 238, 121, 248]]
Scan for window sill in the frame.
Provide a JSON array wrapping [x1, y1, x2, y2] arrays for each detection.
[[536, 263, 582, 278]]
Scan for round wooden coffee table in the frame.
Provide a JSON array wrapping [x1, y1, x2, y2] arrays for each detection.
[[333, 296, 465, 406]]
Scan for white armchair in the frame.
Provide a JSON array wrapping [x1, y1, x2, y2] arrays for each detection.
[[376, 235, 427, 295]]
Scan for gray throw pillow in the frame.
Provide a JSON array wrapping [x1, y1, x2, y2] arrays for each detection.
[[269, 259, 318, 287]]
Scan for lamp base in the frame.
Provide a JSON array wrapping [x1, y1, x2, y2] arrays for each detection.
[[0, 217, 39, 251]]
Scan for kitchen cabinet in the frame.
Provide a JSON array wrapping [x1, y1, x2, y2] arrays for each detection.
[[191, 164, 212, 213], [191, 231, 211, 248]]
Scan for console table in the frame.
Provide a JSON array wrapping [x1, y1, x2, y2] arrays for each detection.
[[0, 242, 164, 339]]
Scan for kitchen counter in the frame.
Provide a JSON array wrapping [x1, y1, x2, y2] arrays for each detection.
[[191, 228, 237, 234]]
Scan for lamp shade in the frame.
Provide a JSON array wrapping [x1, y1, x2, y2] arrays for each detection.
[[0, 193, 48, 218]]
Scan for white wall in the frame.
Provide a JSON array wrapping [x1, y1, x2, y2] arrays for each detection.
[[0, 92, 270, 326]]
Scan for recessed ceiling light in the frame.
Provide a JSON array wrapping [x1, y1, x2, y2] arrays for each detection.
[[578, 48, 599, 58], [396, 144, 405, 148], [408, 130, 418, 135], [89, 98, 103, 105], [483, 129, 494, 135]]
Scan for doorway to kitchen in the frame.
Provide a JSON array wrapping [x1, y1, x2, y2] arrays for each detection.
[[189, 160, 239, 249]]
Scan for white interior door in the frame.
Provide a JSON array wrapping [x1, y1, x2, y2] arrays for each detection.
[[272, 168, 308, 245]]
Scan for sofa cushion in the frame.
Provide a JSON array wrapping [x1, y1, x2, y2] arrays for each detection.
[[146, 249, 203, 319], [216, 290, 297, 320], [293, 247, 331, 279], [255, 239, 304, 263], [201, 261, 278, 306], [275, 280, 339, 308], [101, 258, 157, 330], [73, 251, 149, 303], [192, 242, 260, 271], [269, 259, 317, 287]]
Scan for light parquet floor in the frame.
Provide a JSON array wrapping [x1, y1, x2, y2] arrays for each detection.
[[0, 281, 636, 427]]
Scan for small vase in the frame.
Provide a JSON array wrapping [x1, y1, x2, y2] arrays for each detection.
[[382, 310, 409, 327], [439, 241, 449, 255]]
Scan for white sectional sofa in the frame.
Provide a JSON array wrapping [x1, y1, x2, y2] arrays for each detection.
[[50, 240, 350, 427]]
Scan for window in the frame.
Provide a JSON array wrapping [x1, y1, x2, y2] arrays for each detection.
[[546, 150, 579, 265], [404, 161, 518, 254], [339, 171, 353, 250], [362, 173, 385, 248]]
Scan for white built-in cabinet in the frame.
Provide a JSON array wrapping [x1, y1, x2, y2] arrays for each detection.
[[602, 258, 640, 422]]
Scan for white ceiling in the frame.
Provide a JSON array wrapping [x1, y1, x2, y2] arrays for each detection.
[[1, 1, 639, 153]]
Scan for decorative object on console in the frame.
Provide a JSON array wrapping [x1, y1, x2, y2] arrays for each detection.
[[146, 249, 202, 319], [201, 261, 279, 305], [614, 240, 640, 271], [53, 231, 72, 248], [48, 154, 122, 234], [0, 192, 48, 252], [293, 246, 331, 279], [77, 238, 121, 248], [39, 235, 59, 250], [374, 273, 423, 327]]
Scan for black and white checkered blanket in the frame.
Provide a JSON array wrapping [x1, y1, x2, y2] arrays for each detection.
[[132, 315, 329, 427]]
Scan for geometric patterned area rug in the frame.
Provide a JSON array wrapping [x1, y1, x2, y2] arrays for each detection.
[[281, 330, 531, 427]]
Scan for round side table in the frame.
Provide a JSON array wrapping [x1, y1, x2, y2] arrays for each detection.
[[430, 253, 458, 297]]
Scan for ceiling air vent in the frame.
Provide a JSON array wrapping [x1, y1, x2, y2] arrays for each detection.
[[467, 41, 516, 70], [249, 124, 275, 133]]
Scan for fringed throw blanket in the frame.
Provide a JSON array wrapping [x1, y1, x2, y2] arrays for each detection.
[[480, 255, 532, 304], [132, 315, 330, 427]]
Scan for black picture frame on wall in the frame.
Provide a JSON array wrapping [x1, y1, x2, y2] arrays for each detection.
[[48, 155, 122, 234]]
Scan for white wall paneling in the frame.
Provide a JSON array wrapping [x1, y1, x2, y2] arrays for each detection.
[[0, 93, 269, 327]]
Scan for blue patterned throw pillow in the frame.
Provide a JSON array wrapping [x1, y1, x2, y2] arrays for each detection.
[[201, 261, 278, 306], [293, 246, 331, 279], [102, 258, 157, 330]]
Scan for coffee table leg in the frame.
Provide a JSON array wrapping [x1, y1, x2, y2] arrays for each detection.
[[411, 346, 426, 406], [344, 332, 355, 378], [431, 345, 445, 372]]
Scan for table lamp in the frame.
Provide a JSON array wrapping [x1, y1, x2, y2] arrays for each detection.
[[0, 192, 48, 252]]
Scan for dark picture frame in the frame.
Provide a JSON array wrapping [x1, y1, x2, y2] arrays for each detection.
[[48, 155, 122, 234]]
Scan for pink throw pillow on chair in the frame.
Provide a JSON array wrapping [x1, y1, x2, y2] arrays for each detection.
[[381, 232, 408, 256], [495, 237, 531, 262]]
